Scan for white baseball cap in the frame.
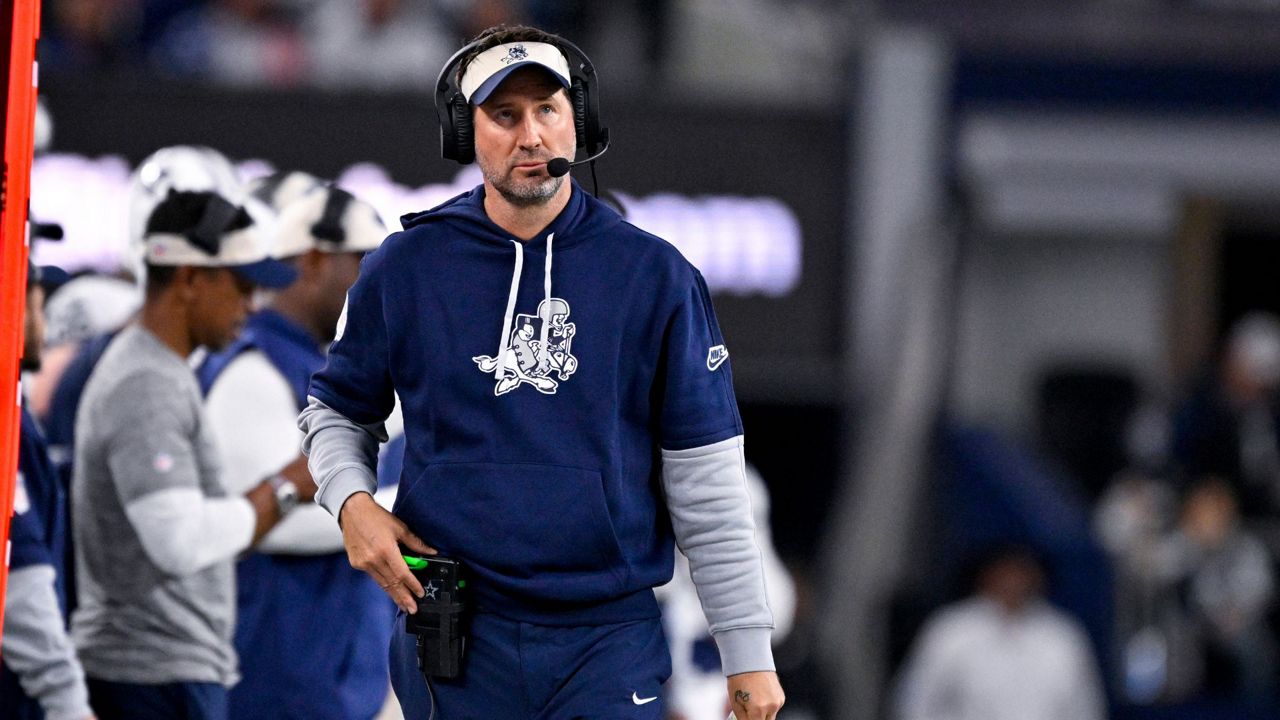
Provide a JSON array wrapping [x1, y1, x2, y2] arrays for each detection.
[[249, 170, 325, 214], [142, 189, 298, 288], [460, 42, 571, 105], [129, 146, 245, 245], [271, 185, 387, 258], [44, 275, 142, 346]]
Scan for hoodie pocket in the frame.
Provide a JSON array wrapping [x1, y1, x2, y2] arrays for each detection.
[[406, 462, 625, 584]]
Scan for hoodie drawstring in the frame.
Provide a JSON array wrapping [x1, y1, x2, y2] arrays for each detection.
[[539, 233, 554, 356], [494, 240, 525, 379], [494, 233, 554, 379]]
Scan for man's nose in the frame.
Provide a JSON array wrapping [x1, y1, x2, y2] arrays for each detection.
[[517, 113, 542, 148]]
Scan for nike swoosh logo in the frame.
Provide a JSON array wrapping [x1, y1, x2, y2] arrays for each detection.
[[632, 692, 658, 705], [707, 345, 729, 371]]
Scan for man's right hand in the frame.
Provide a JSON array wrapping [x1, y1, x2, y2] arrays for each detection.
[[339, 491, 436, 613]]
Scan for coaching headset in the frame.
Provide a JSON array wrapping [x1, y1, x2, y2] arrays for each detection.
[[434, 36, 610, 167]]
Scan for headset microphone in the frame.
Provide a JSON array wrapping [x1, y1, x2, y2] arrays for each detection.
[[546, 142, 610, 178]]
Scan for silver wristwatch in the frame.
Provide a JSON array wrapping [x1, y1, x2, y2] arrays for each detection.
[[269, 475, 300, 516]]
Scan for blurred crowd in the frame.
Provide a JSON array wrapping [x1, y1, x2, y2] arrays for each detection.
[[39, 0, 671, 90], [889, 308, 1280, 720], [1096, 312, 1280, 712]]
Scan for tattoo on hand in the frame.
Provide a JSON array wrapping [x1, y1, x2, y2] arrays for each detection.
[[735, 690, 751, 707]]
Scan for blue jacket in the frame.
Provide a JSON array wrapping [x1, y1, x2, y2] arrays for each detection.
[[198, 310, 393, 720], [309, 181, 742, 626], [1, 408, 70, 719], [7, 409, 67, 583]]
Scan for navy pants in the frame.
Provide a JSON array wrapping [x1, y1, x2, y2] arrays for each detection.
[[390, 612, 671, 719], [87, 678, 228, 720]]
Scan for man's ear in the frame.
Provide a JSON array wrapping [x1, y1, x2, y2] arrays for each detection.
[[303, 249, 327, 278], [175, 265, 200, 302]]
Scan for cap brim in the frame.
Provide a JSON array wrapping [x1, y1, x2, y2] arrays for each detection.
[[229, 257, 298, 289], [470, 62, 570, 105], [39, 265, 71, 289]]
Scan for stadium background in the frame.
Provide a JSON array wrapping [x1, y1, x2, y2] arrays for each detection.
[[14, 0, 1280, 718]]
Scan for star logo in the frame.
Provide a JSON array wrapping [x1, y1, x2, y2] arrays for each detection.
[[424, 581, 439, 600], [502, 45, 529, 64]]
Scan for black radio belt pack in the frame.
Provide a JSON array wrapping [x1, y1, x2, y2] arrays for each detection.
[[402, 552, 470, 679]]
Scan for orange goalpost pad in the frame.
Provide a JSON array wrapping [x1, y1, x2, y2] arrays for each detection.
[[0, 0, 42, 639]]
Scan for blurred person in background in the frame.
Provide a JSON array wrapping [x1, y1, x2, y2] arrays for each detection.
[[527, 0, 671, 87], [1173, 312, 1280, 522], [303, 0, 456, 92], [68, 179, 314, 720], [149, 0, 306, 86], [39, 0, 146, 70], [1095, 468, 1207, 705], [1, 259, 95, 720], [39, 146, 242, 622], [1156, 478, 1276, 707], [299, 23, 784, 720], [893, 544, 1105, 720], [35, 273, 141, 622], [44, 145, 247, 465], [28, 274, 141, 425], [196, 181, 398, 720]]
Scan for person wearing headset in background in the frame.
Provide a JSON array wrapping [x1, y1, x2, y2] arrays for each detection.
[[299, 24, 785, 720], [69, 155, 315, 720], [198, 180, 399, 720]]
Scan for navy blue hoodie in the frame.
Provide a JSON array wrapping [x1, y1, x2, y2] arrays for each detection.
[[309, 181, 742, 625]]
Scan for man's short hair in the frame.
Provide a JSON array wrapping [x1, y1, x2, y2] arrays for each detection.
[[144, 262, 180, 296], [456, 25, 570, 87]]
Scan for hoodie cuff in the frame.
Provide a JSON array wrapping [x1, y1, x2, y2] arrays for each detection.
[[714, 626, 776, 676], [43, 687, 93, 720], [316, 466, 378, 519]]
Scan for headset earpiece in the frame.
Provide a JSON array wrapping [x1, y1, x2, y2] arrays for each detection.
[[571, 79, 589, 150], [451, 94, 475, 165], [557, 40, 607, 159]]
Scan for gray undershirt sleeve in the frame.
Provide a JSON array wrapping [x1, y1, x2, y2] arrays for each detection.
[[298, 396, 386, 518], [1, 565, 92, 720], [661, 434, 775, 676]]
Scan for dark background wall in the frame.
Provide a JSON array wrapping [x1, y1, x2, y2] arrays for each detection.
[[42, 72, 849, 405]]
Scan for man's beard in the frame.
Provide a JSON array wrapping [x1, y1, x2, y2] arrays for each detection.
[[19, 354, 40, 372], [482, 158, 565, 207]]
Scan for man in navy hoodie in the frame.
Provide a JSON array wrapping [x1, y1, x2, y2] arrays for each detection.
[[299, 24, 785, 720]]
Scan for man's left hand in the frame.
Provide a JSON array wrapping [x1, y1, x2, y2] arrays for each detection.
[[726, 671, 785, 720]]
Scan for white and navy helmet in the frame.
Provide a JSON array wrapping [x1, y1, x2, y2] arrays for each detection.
[[127, 146, 257, 283], [248, 170, 325, 215], [270, 184, 387, 259], [128, 145, 246, 245]]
